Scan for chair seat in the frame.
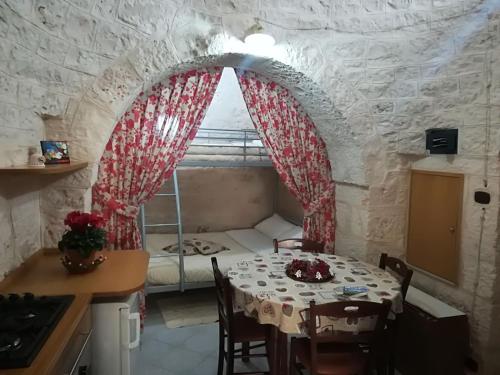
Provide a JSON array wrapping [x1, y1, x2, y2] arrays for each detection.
[[293, 338, 368, 375], [233, 312, 268, 343]]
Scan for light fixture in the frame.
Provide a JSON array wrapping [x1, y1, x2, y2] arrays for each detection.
[[245, 20, 276, 50], [244, 33, 276, 48]]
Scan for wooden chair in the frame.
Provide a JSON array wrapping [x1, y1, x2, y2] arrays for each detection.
[[273, 238, 325, 254], [211, 257, 270, 375], [289, 300, 392, 375], [378, 253, 413, 299], [378, 253, 414, 375]]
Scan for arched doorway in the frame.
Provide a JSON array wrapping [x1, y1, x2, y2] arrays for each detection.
[[92, 64, 336, 251]]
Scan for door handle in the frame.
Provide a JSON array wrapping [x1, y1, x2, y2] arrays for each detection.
[[129, 312, 141, 349], [449, 227, 455, 233]]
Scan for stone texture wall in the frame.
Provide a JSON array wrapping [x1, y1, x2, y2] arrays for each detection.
[[0, 0, 499, 372], [144, 167, 277, 234]]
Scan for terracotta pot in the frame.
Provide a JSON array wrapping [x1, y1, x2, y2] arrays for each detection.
[[62, 249, 97, 274]]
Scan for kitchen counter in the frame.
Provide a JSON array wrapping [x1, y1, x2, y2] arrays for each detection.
[[0, 249, 149, 375], [0, 249, 149, 297]]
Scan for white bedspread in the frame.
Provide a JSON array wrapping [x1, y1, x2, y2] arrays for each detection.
[[225, 229, 276, 254], [146, 231, 265, 286]]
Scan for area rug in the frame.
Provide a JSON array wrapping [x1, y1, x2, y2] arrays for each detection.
[[156, 290, 218, 328]]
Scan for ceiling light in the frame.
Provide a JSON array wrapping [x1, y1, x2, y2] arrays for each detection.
[[244, 33, 276, 48]]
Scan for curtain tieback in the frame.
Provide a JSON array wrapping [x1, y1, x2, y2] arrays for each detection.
[[304, 184, 335, 217], [100, 192, 139, 219]]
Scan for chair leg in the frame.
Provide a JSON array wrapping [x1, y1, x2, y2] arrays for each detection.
[[242, 342, 250, 363], [217, 325, 225, 375], [226, 340, 235, 375], [387, 354, 395, 375], [387, 319, 398, 375], [376, 360, 387, 375], [375, 349, 388, 375], [289, 338, 296, 375]]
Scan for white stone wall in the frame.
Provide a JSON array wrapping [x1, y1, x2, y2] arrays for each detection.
[[0, 0, 499, 371]]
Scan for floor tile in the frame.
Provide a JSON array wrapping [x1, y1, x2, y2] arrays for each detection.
[[139, 292, 400, 375], [139, 339, 174, 368], [136, 362, 173, 375], [156, 346, 206, 373]]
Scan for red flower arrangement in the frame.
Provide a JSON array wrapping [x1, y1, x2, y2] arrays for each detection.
[[59, 211, 107, 258], [64, 211, 104, 232], [286, 258, 333, 282]]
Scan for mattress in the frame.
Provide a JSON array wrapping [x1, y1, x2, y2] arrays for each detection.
[[146, 231, 264, 286]]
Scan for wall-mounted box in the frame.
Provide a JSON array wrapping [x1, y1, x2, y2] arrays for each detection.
[[425, 128, 458, 154]]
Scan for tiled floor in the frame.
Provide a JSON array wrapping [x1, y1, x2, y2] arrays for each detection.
[[137, 292, 401, 375], [137, 292, 269, 375]]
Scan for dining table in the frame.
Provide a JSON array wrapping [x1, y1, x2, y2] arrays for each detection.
[[228, 250, 404, 375]]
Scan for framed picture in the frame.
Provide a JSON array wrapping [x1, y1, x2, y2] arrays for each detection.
[[40, 141, 70, 164]]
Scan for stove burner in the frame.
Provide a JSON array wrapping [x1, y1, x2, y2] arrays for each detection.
[[19, 310, 38, 320], [0, 334, 22, 353], [0, 294, 75, 369]]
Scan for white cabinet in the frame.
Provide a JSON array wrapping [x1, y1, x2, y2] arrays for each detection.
[[91, 293, 141, 375]]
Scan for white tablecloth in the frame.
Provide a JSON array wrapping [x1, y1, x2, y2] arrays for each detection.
[[228, 251, 403, 334]]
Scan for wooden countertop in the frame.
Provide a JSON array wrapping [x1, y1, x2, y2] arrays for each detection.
[[0, 249, 149, 296], [0, 249, 149, 375]]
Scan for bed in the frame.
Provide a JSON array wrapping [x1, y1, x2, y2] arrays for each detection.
[[145, 214, 302, 293]]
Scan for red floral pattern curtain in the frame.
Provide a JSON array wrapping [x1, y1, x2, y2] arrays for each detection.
[[236, 70, 336, 251], [92, 67, 222, 249]]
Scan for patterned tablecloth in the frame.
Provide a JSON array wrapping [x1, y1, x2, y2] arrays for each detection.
[[228, 251, 403, 334]]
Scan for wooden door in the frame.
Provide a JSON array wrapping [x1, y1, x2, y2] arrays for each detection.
[[407, 170, 463, 284]]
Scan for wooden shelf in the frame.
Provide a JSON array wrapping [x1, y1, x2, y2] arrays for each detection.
[[0, 161, 88, 175]]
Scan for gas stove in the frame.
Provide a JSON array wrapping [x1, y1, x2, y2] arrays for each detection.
[[0, 293, 74, 369]]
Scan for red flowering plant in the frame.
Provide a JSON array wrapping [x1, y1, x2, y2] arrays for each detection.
[[58, 211, 107, 258], [286, 258, 332, 282]]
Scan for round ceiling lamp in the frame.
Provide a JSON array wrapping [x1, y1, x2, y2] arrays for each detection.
[[244, 33, 276, 48]]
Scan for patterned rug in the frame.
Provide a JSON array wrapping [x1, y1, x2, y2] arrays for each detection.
[[157, 289, 218, 328]]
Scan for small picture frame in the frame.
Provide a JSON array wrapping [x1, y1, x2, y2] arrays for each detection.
[[40, 141, 70, 164]]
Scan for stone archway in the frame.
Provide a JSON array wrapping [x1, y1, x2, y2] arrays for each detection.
[[71, 52, 346, 169], [41, 29, 375, 259], [44, 26, 374, 183]]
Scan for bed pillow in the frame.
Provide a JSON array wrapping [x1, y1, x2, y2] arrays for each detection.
[[254, 214, 297, 239], [226, 229, 275, 254], [278, 225, 303, 240], [162, 239, 229, 256], [193, 238, 230, 255], [162, 240, 198, 256]]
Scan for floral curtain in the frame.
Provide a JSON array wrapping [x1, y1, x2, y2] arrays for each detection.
[[236, 69, 336, 251], [92, 67, 223, 250]]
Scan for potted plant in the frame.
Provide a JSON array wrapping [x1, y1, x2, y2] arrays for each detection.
[[58, 211, 107, 273]]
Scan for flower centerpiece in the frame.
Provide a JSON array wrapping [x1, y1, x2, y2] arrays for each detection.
[[58, 211, 107, 273], [285, 258, 333, 283]]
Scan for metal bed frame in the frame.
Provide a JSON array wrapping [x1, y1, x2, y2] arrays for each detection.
[[141, 128, 271, 294], [180, 127, 272, 167]]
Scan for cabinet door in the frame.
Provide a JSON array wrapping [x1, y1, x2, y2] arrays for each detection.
[[407, 170, 463, 283]]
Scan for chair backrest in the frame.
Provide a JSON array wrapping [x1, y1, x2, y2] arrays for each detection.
[[307, 300, 392, 374], [273, 238, 325, 254], [379, 253, 413, 299], [211, 257, 234, 335]]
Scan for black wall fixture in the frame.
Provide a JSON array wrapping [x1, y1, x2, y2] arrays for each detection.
[[425, 128, 458, 154], [474, 190, 491, 205]]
